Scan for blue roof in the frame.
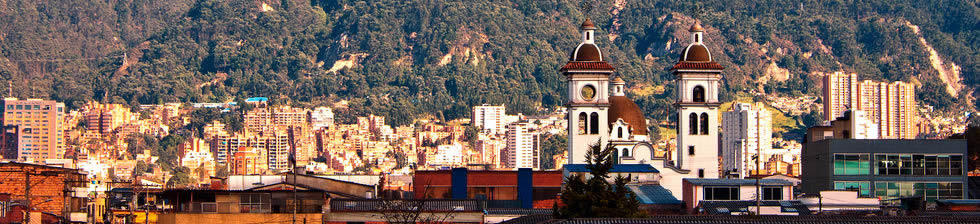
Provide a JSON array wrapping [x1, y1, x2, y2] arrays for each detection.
[[245, 97, 269, 102], [683, 178, 793, 186], [628, 185, 681, 204], [563, 164, 659, 173]]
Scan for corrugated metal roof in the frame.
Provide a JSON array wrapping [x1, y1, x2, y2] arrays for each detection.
[[683, 178, 792, 186], [628, 185, 681, 205], [564, 164, 660, 173], [330, 199, 481, 212]]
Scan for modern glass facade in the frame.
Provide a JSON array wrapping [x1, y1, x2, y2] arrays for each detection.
[[874, 154, 963, 176], [834, 181, 871, 197], [833, 154, 870, 175], [874, 181, 964, 201]]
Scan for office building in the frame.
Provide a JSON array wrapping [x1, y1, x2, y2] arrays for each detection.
[[2, 98, 65, 161], [503, 122, 540, 169], [722, 102, 772, 178], [801, 139, 967, 203]]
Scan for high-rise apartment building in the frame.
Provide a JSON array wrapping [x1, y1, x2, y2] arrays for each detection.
[[2, 98, 65, 161], [503, 122, 540, 169], [472, 104, 507, 134], [244, 106, 310, 132], [823, 72, 858, 121], [722, 103, 772, 178], [823, 72, 917, 139]]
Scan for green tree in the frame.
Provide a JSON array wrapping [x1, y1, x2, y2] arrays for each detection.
[[557, 142, 645, 218]]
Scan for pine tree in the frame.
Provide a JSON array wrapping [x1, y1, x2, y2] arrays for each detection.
[[557, 142, 645, 218]]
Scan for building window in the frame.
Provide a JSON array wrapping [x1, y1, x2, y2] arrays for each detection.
[[874, 181, 963, 202], [698, 168, 705, 178], [617, 127, 624, 138], [699, 113, 709, 135], [835, 181, 871, 197], [763, 186, 783, 201], [689, 146, 695, 156], [578, 112, 587, 135], [704, 186, 738, 200], [875, 154, 962, 176], [833, 154, 870, 175], [239, 193, 271, 213], [692, 86, 705, 102], [622, 148, 630, 158], [589, 112, 599, 134], [688, 113, 698, 135]]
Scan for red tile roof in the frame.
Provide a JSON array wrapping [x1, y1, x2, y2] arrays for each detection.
[[561, 62, 615, 71], [671, 62, 724, 70]]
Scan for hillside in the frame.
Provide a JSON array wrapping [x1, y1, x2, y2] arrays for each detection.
[[0, 0, 977, 128]]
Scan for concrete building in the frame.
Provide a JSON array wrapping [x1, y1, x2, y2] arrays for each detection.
[[822, 72, 917, 139], [805, 110, 880, 142], [801, 139, 967, 203], [310, 106, 334, 129], [503, 122, 540, 169], [472, 104, 507, 134], [431, 143, 463, 166], [2, 98, 66, 161], [722, 102, 772, 178], [413, 168, 562, 209]]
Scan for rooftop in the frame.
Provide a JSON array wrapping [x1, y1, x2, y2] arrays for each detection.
[[683, 178, 793, 186], [564, 164, 660, 173]]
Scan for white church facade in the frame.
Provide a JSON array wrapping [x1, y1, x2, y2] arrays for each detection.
[[561, 19, 724, 199]]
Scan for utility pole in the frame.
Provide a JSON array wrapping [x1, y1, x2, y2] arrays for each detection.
[[755, 148, 762, 215]]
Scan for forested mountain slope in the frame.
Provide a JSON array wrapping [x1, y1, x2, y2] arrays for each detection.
[[0, 0, 977, 126]]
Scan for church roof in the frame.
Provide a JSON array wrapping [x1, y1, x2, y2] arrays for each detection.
[[608, 95, 648, 135], [681, 44, 711, 62], [561, 61, 614, 71], [571, 43, 602, 61]]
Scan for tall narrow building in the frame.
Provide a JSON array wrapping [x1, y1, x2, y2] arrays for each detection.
[[503, 122, 540, 169], [2, 98, 66, 161], [823, 72, 858, 121], [722, 103, 772, 178], [672, 22, 723, 179], [561, 19, 614, 164]]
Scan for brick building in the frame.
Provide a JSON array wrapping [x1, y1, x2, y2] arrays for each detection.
[[0, 162, 88, 222]]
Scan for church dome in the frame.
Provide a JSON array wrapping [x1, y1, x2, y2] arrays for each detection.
[[571, 44, 603, 61], [689, 23, 705, 32], [681, 44, 711, 62], [608, 95, 648, 135]]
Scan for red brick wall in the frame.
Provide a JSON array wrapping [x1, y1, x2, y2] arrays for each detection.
[[0, 163, 86, 217]]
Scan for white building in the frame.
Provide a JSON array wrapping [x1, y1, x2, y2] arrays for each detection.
[[722, 102, 772, 178], [846, 110, 880, 139], [311, 107, 335, 129], [431, 143, 463, 166], [472, 104, 507, 134], [503, 122, 540, 169]]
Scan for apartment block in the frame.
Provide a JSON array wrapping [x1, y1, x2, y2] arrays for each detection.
[[822, 73, 918, 139], [721, 102, 772, 178], [472, 104, 507, 134], [503, 122, 540, 169]]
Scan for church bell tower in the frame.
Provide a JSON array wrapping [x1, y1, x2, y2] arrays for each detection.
[[672, 22, 723, 178], [561, 19, 615, 164]]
